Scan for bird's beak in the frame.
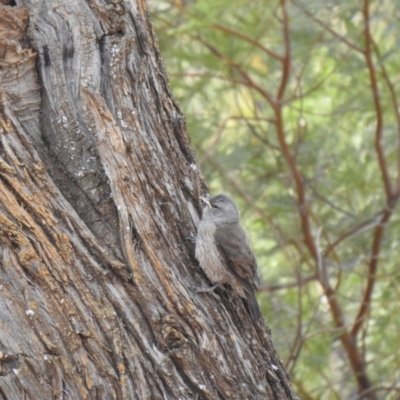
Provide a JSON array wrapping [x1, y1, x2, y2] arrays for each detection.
[[200, 196, 212, 208]]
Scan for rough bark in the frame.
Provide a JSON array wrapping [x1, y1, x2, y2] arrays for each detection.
[[0, 1, 296, 399]]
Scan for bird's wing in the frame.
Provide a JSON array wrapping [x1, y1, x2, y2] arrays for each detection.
[[214, 223, 260, 291]]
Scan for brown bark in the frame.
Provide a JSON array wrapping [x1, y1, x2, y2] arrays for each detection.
[[0, 1, 296, 399]]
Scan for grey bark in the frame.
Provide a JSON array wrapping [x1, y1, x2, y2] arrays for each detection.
[[0, 1, 296, 399]]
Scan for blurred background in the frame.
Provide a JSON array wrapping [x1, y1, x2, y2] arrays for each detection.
[[148, 1, 400, 398]]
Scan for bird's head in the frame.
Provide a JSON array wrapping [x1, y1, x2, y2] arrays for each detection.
[[200, 194, 240, 225]]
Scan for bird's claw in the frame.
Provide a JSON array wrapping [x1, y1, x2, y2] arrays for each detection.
[[187, 235, 196, 243], [192, 284, 222, 300]]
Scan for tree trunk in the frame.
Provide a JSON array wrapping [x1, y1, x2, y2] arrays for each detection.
[[0, 1, 296, 399]]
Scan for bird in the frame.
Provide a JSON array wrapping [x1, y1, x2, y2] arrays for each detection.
[[195, 194, 262, 323]]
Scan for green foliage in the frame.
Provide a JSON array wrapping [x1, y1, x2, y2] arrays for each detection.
[[150, 0, 400, 398]]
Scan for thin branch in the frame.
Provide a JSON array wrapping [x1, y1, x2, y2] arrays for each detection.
[[372, 41, 400, 187], [285, 42, 357, 105], [259, 274, 317, 292], [169, 71, 237, 82], [245, 121, 280, 151], [232, 91, 280, 150], [349, 0, 399, 341], [285, 269, 304, 373], [273, 3, 376, 395], [212, 23, 284, 62], [351, 208, 393, 337], [363, 0, 392, 199], [292, 379, 316, 400], [307, 180, 356, 219], [291, 0, 364, 54], [277, 0, 291, 101], [199, 117, 231, 164], [285, 283, 324, 374], [169, 71, 278, 101], [288, 29, 325, 102], [323, 212, 384, 257], [195, 35, 277, 107], [354, 385, 400, 400]]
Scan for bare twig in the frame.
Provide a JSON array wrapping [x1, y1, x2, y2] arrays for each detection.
[[351, 208, 393, 337], [372, 41, 400, 187], [285, 269, 304, 373], [350, 0, 398, 340], [363, 0, 392, 199], [199, 118, 231, 164], [291, 0, 364, 54], [212, 23, 284, 62], [308, 180, 356, 219], [277, 0, 291, 101], [259, 274, 317, 292], [195, 35, 276, 107], [354, 385, 400, 400], [323, 212, 384, 257], [273, 2, 376, 396]]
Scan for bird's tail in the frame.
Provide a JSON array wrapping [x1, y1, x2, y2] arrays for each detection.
[[233, 275, 263, 324], [244, 291, 263, 325]]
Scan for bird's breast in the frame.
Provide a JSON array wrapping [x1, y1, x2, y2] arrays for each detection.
[[195, 221, 231, 284]]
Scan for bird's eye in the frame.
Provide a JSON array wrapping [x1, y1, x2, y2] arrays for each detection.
[[212, 203, 219, 209]]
